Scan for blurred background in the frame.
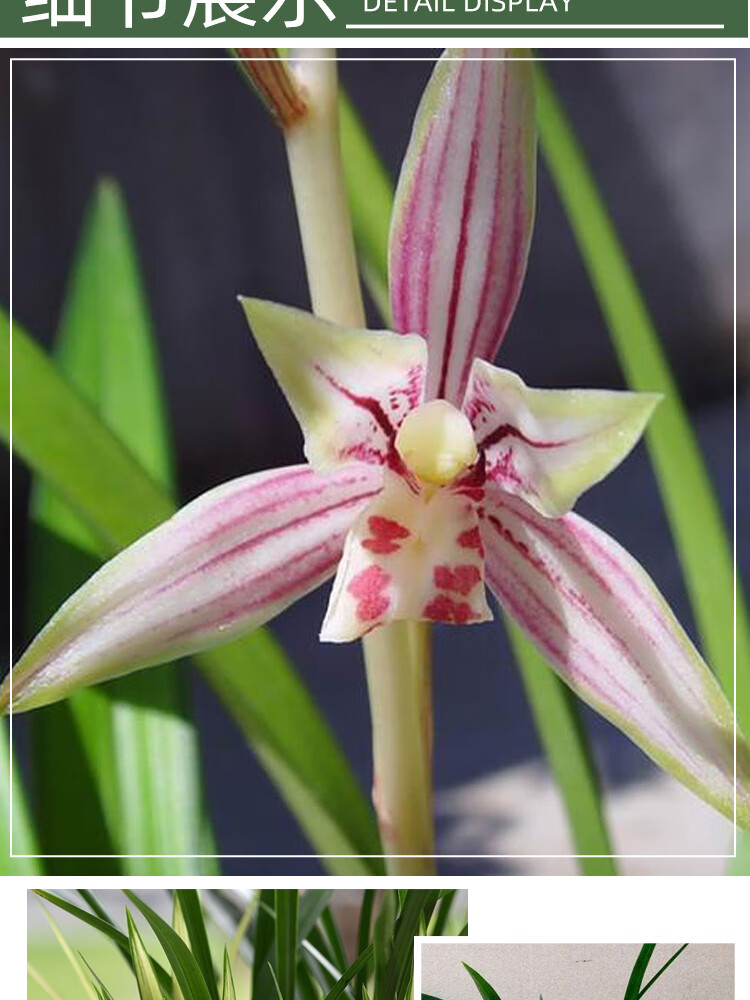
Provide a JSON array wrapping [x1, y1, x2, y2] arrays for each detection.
[[5, 49, 748, 873]]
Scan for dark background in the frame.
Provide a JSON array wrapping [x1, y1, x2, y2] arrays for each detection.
[[5, 49, 748, 872]]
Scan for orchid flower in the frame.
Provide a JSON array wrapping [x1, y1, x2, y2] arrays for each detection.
[[5, 52, 748, 833]]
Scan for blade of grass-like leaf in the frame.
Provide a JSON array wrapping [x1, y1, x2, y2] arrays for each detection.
[[127, 910, 165, 1000], [174, 891, 219, 1000], [637, 944, 689, 998], [39, 903, 99, 1000], [372, 890, 397, 1000], [319, 909, 348, 977], [172, 894, 189, 1000], [355, 891, 375, 1000], [221, 950, 236, 1000], [80, 959, 119, 1000], [421, 995, 446, 1000], [33, 890, 172, 994], [274, 890, 299, 1000], [299, 891, 333, 942], [383, 890, 440, 1000], [462, 963, 502, 1000], [623, 945, 656, 1000], [123, 891, 214, 1000], [27, 181, 214, 872], [5, 313, 382, 872], [506, 617, 617, 874], [426, 891, 455, 937], [253, 891, 277, 1000], [77, 890, 135, 973], [337, 85, 616, 870], [321, 945, 374, 1000], [0, 720, 41, 873], [534, 64, 749, 736], [227, 896, 256, 971], [27, 963, 66, 1000]]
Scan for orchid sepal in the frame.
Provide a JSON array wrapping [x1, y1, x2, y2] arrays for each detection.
[[390, 47, 537, 405], [464, 359, 662, 517], [3, 463, 382, 714], [241, 297, 427, 471], [481, 487, 750, 828]]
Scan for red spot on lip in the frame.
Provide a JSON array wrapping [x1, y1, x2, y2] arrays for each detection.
[[362, 516, 411, 554], [423, 594, 479, 624], [434, 564, 481, 596], [348, 565, 391, 622], [457, 526, 484, 555]]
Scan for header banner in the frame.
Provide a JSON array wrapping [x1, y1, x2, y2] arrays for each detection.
[[3, 0, 747, 38]]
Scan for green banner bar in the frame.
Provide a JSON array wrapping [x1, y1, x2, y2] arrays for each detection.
[[3, 0, 746, 37]]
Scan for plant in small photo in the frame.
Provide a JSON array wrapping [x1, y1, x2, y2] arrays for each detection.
[[4, 47, 748, 875], [28, 888, 466, 1000], [419, 944, 689, 1000]]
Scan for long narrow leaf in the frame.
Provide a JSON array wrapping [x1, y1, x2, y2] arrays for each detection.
[[27, 963, 66, 1000], [355, 891, 375, 1000], [0, 720, 41, 872], [623, 945, 656, 1000], [534, 64, 749, 735], [27, 181, 213, 872], [38, 903, 99, 1000], [383, 891, 440, 1000], [5, 313, 381, 872], [127, 909, 165, 1000], [637, 944, 689, 998], [338, 84, 616, 869], [33, 890, 172, 994], [507, 618, 617, 873], [322, 945, 374, 1000], [123, 891, 214, 1000], [274, 890, 299, 1000], [174, 891, 219, 1000]]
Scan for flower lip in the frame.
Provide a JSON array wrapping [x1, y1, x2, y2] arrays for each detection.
[[394, 399, 478, 486]]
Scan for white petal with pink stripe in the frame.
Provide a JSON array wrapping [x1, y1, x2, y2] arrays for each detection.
[[464, 359, 661, 517], [481, 487, 748, 825], [390, 48, 537, 405], [5, 463, 382, 712]]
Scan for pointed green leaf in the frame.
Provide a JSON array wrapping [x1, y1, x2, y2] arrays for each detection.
[[174, 891, 219, 1000], [27, 180, 213, 872], [274, 890, 299, 1000], [127, 910, 165, 1000], [221, 949, 237, 1000], [623, 945, 656, 1000], [123, 891, 213, 1000], [39, 902, 99, 1000], [321, 945, 374, 1000], [636, 944, 688, 998], [462, 963, 502, 1000], [33, 890, 172, 994]]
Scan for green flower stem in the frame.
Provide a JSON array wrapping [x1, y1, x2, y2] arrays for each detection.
[[283, 49, 436, 875], [363, 622, 435, 875]]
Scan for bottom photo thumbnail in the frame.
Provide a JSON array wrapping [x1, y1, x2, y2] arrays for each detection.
[[419, 942, 734, 1000], [28, 888, 467, 999]]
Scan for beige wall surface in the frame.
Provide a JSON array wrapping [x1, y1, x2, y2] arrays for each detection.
[[420, 943, 734, 1000]]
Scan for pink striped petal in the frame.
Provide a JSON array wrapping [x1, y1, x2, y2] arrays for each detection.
[[481, 488, 749, 827], [321, 470, 491, 642], [464, 359, 661, 517], [390, 48, 537, 405], [242, 298, 427, 469], [3, 463, 382, 713]]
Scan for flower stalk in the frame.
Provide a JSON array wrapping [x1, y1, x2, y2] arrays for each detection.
[[281, 48, 437, 874]]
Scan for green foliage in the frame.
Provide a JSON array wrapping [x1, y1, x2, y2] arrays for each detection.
[[5, 308, 381, 874], [463, 963, 502, 1000], [26, 179, 214, 873], [30, 889, 466, 1000]]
